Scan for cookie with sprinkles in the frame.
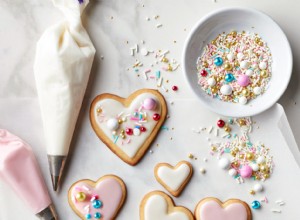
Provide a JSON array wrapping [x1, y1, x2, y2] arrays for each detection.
[[90, 89, 167, 165], [196, 30, 272, 104], [68, 175, 126, 220]]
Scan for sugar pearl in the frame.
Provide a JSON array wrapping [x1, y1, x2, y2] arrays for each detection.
[[257, 156, 265, 164], [220, 85, 232, 95], [239, 165, 253, 178], [237, 52, 244, 60], [245, 69, 253, 76], [143, 98, 157, 110], [259, 61, 267, 70], [251, 163, 259, 172], [207, 78, 216, 86], [253, 87, 262, 95], [227, 53, 235, 61], [218, 158, 230, 169], [237, 75, 250, 87], [253, 183, 264, 192], [239, 96, 247, 105], [133, 128, 141, 136], [228, 168, 237, 176], [107, 118, 119, 131], [240, 61, 249, 69]]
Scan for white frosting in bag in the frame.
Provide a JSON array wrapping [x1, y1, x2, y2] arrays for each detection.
[[34, 0, 95, 155]]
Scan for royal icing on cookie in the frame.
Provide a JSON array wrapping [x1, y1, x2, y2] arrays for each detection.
[[90, 89, 167, 165], [140, 191, 194, 220], [68, 175, 126, 220], [195, 198, 252, 220], [154, 161, 193, 197]]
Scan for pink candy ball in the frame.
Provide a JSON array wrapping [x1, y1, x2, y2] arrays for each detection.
[[237, 75, 250, 87], [143, 98, 157, 110], [239, 165, 253, 178]]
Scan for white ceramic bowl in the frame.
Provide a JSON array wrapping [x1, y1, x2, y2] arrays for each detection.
[[183, 7, 292, 117]]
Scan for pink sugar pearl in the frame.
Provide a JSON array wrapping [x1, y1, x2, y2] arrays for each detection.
[[143, 98, 157, 110], [237, 75, 250, 87], [239, 165, 253, 178]]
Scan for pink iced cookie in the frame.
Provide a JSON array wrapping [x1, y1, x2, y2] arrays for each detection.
[[195, 198, 252, 220], [68, 175, 126, 220], [237, 75, 250, 87]]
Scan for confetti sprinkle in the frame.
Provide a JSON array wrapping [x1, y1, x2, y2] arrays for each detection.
[[196, 31, 272, 104]]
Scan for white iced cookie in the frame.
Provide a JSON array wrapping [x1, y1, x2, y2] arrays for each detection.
[[154, 161, 193, 197], [90, 89, 167, 166], [140, 191, 194, 220]]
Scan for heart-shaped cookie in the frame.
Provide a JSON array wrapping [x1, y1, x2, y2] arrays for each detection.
[[140, 191, 194, 220], [90, 89, 167, 165], [68, 175, 126, 220], [194, 197, 252, 220], [154, 161, 193, 197]]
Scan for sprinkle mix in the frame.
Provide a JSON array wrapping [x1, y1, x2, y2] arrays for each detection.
[[73, 186, 103, 219], [210, 117, 274, 184], [196, 31, 272, 104]]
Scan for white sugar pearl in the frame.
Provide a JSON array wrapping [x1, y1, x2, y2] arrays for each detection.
[[257, 156, 265, 164], [245, 69, 253, 76], [237, 52, 244, 60], [228, 168, 237, 176], [218, 158, 230, 169], [251, 163, 259, 172], [253, 87, 262, 95], [239, 96, 247, 105], [107, 118, 119, 131], [199, 167, 206, 174], [259, 61, 267, 70], [141, 48, 149, 56], [207, 78, 216, 86], [133, 128, 141, 136], [253, 183, 264, 192], [227, 53, 235, 61], [240, 61, 249, 69], [220, 85, 232, 95]]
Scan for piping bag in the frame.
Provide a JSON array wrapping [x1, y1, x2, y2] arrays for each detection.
[[34, 0, 95, 191], [0, 129, 58, 220]]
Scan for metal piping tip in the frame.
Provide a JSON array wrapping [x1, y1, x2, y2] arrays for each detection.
[[48, 155, 66, 191], [36, 204, 58, 220]]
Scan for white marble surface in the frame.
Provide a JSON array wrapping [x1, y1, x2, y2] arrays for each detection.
[[1, 0, 300, 144], [1, 0, 300, 219]]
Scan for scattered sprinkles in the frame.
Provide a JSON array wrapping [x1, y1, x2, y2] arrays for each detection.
[[196, 31, 272, 104]]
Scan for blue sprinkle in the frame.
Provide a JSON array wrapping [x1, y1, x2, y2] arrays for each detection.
[[94, 212, 102, 219], [251, 200, 261, 209], [92, 200, 103, 209], [113, 136, 119, 144], [135, 68, 139, 72], [85, 213, 92, 220], [156, 71, 161, 78], [161, 126, 169, 130]]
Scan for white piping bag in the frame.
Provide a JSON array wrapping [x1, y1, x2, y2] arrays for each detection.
[[34, 0, 95, 191]]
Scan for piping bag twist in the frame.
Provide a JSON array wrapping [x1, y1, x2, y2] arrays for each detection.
[[0, 129, 58, 220], [34, 0, 95, 191]]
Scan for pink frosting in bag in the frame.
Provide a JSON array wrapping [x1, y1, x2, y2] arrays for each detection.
[[0, 129, 52, 214]]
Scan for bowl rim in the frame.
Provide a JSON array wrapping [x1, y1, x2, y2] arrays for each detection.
[[182, 6, 293, 117]]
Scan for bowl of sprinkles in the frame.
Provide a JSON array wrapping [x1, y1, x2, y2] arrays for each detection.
[[183, 7, 292, 117]]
